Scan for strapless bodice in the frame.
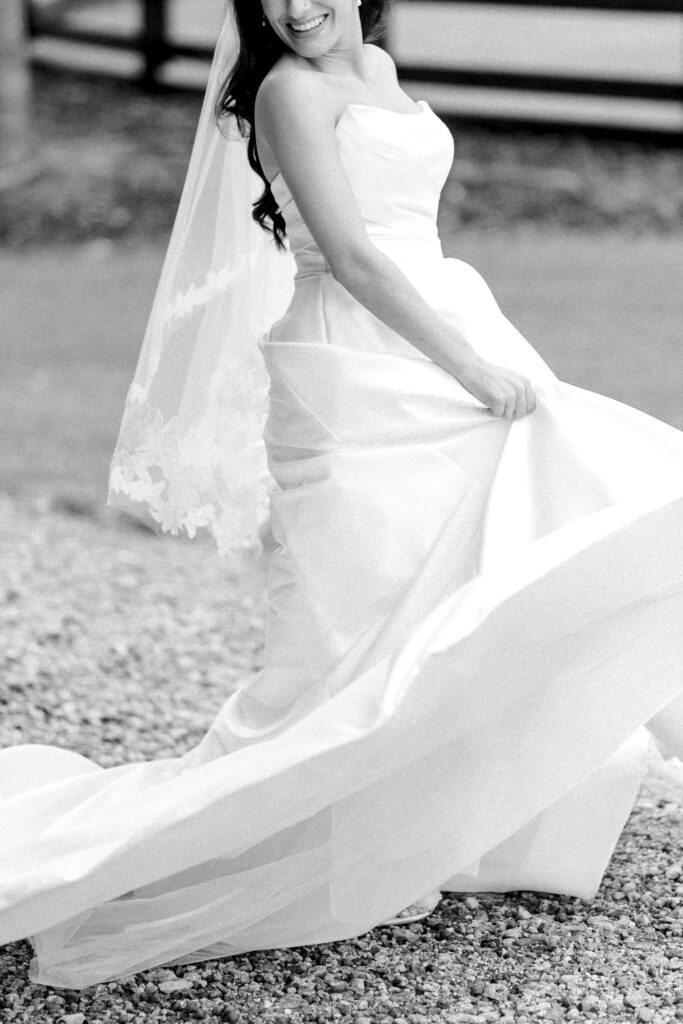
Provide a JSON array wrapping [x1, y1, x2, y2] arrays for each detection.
[[262, 102, 512, 360], [268, 100, 455, 279]]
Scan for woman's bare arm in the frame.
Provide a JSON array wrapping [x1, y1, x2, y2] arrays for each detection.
[[255, 69, 536, 418]]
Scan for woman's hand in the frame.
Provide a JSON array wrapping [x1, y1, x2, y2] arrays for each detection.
[[457, 354, 537, 419]]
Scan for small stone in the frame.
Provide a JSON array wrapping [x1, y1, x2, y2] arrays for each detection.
[[637, 1010, 655, 1022], [147, 966, 181, 983], [59, 1016, 86, 1024], [624, 991, 646, 1009], [580, 996, 600, 1013], [464, 897, 479, 910], [158, 978, 194, 993]]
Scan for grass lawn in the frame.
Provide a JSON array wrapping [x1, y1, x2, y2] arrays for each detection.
[[2, 226, 682, 511]]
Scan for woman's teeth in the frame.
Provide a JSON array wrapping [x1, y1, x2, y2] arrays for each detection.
[[289, 14, 327, 32]]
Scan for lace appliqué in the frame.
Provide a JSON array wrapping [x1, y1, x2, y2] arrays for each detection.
[[107, 352, 273, 562]]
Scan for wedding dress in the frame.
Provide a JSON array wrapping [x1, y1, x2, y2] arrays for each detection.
[[1, 98, 683, 991]]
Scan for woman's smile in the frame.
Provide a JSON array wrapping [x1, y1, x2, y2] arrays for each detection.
[[287, 11, 329, 36]]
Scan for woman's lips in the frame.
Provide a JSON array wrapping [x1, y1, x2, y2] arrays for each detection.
[[288, 13, 329, 35]]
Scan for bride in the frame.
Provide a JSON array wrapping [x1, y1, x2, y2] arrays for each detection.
[[1, 0, 682, 991]]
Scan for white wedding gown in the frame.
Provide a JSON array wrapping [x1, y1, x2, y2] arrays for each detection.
[[1, 99, 683, 990]]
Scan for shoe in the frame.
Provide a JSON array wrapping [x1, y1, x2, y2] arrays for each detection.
[[380, 888, 442, 926]]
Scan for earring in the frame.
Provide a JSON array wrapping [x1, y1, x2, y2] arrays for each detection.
[[357, 0, 361, 5], [261, 13, 267, 25]]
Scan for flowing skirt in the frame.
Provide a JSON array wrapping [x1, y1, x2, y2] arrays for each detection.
[[1, 257, 682, 989]]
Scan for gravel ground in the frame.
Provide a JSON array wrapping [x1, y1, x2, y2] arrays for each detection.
[[1, 67, 682, 247], [1, 491, 682, 1021]]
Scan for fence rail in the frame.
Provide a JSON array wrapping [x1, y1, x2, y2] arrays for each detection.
[[391, 0, 683, 131], [25, 0, 214, 87], [25, 0, 683, 141]]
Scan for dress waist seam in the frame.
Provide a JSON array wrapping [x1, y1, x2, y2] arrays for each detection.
[[294, 268, 335, 281]]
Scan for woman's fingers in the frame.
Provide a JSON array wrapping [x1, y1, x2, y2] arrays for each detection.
[[467, 359, 538, 418], [503, 393, 517, 419], [513, 389, 527, 418], [504, 378, 535, 419]]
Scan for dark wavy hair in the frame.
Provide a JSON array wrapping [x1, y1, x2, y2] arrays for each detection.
[[214, 0, 391, 251]]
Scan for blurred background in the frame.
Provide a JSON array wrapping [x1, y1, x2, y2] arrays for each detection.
[[1, 0, 682, 525]]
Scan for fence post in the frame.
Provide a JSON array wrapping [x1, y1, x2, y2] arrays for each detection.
[[140, 0, 167, 89], [22, 0, 36, 39], [0, 0, 33, 175]]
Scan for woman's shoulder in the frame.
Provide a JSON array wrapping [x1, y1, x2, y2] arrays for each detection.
[[363, 42, 396, 66], [255, 56, 337, 122], [253, 59, 340, 179], [363, 42, 399, 79], [255, 44, 399, 125]]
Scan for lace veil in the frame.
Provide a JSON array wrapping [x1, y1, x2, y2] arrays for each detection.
[[106, 7, 296, 564]]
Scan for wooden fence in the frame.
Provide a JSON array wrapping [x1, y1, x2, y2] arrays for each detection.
[[25, 0, 683, 141], [25, 0, 214, 88]]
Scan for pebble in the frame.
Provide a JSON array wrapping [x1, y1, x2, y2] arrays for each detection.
[[158, 979, 194, 993]]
